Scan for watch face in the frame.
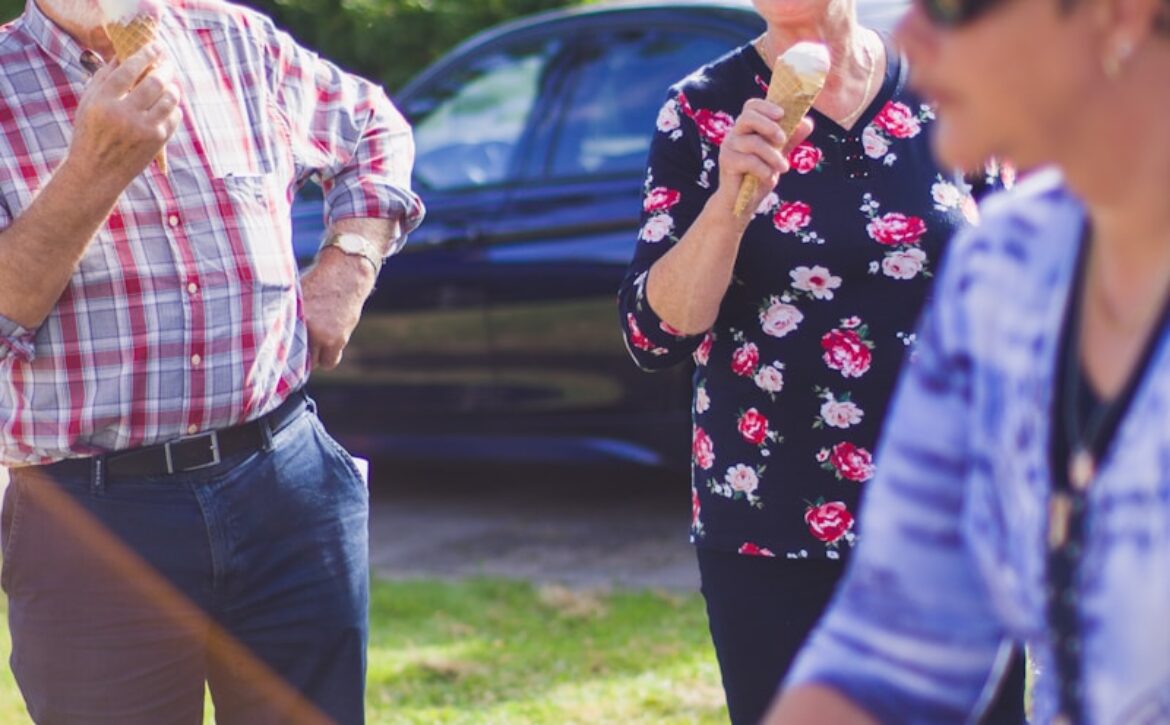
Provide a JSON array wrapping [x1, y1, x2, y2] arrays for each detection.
[[337, 234, 364, 254]]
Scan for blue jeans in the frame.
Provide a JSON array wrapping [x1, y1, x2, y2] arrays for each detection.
[[1, 403, 369, 724]]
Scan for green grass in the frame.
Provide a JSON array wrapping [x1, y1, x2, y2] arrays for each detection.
[[0, 578, 726, 724]]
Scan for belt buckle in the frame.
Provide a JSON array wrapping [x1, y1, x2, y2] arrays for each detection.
[[164, 431, 221, 474]]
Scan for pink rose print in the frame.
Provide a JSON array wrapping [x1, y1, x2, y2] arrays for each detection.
[[874, 101, 922, 139], [773, 200, 812, 233], [862, 124, 889, 159], [828, 442, 875, 482], [691, 487, 702, 528], [867, 212, 927, 246], [737, 408, 770, 446], [759, 299, 804, 339], [692, 425, 715, 470], [676, 92, 735, 146], [693, 333, 713, 366], [657, 101, 681, 134], [738, 542, 776, 557], [730, 342, 759, 377], [821, 328, 873, 378], [643, 186, 682, 213], [790, 265, 842, 300], [725, 464, 760, 494], [805, 501, 855, 543], [788, 143, 823, 174], [882, 248, 928, 280], [626, 313, 653, 351], [819, 398, 864, 429], [640, 213, 674, 243]]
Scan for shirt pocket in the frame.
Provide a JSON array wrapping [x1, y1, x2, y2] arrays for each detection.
[[216, 172, 297, 291]]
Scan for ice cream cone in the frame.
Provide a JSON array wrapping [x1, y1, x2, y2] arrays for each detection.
[[733, 42, 829, 217], [105, 14, 168, 174]]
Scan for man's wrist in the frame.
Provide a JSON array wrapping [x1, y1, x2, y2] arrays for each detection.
[[319, 232, 383, 275]]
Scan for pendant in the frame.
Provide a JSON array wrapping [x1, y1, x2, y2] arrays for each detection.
[[1048, 493, 1073, 550], [1069, 447, 1096, 491]]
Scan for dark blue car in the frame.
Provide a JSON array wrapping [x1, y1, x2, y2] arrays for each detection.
[[293, 0, 905, 470]]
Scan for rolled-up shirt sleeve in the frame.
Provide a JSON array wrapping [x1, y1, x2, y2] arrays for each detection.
[[784, 232, 1010, 723], [0, 197, 35, 361], [0, 311, 36, 363], [264, 19, 424, 254], [617, 89, 712, 371]]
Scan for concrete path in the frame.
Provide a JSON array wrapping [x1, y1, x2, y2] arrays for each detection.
[[367, 464, 700, 592]]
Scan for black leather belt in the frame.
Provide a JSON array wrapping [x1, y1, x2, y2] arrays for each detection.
[[36, 390, 309, 479]]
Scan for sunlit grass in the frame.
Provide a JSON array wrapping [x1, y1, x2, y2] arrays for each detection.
[[0, 578, 724, 724]]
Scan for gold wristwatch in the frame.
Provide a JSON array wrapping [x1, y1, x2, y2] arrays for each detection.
[[320, 232, 383, 275]]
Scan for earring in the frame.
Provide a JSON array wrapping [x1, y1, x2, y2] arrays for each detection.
[[1102, 39, 1135, 79]]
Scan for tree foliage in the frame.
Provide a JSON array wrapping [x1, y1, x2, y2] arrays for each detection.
[[240, 0, 589, 91], [0, 0, 588, 92]]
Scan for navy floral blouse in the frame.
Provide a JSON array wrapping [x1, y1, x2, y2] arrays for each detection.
[[618, 35, 1005, 560]]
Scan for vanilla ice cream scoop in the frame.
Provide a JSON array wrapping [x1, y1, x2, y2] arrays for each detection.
[[98, 0, 160, 23], [781, 41, 831, 82]]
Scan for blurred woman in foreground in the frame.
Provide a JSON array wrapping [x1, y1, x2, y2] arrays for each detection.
[[766, 0, 1170, 721]]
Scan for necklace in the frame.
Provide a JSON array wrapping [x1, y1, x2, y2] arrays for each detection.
[[838, 32, 878, 129]]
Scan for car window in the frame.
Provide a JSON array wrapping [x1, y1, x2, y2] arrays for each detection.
[[548, 27, 735, 179], [409, 37, 563, 191]]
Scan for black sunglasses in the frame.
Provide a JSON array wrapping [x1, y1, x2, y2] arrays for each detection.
[[916, 0, 1005, 27]]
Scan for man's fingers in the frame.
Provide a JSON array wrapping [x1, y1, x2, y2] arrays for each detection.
[[314, 344, 343, 371], [104, 44, 163, 95], [129, 59, 177, 107]]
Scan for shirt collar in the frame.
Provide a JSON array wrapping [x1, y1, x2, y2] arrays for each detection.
[[19, 0, 102, 75]]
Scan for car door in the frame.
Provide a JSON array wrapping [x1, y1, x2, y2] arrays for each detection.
[[480, 10, 762, 467], [307, 33, 567, 456]]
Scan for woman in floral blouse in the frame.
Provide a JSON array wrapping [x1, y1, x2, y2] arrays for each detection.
[[617, 1, 1018, 723]]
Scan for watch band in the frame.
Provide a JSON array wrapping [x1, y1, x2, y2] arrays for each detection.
[[321, 232, 384, 275]]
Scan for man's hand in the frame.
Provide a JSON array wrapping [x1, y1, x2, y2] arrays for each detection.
[[301, 248, 376, 371], [0, 45, 183, 329], [68, 44, 182, 185]]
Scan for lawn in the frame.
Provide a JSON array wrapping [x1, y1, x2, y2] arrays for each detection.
[[0, 578, 726, 724]]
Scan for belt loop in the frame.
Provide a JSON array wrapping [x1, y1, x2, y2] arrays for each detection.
[[91, 456, 105, 493], [260, 418, 275, 453]]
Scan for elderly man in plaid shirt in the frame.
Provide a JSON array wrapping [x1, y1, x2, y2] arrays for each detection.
[[0, 0, 423, 721]]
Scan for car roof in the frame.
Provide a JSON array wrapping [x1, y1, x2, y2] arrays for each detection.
[[399, 0, 909, 100]]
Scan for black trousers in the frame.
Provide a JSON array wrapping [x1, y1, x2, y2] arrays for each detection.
[[696, 548, 1027, 725]]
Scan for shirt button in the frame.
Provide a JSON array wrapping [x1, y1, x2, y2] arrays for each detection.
[[187, 424, 199, 435], [187, 282, 198, 295], [191, 354, 202, 366], [168, 214, 180, 227]]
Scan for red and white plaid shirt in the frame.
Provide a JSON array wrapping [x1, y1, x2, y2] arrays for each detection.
[[0, 0, 423, 465]]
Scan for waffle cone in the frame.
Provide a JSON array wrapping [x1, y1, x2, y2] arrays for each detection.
[[105, 15, 168, 174], [732, 57, 826, 217]]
